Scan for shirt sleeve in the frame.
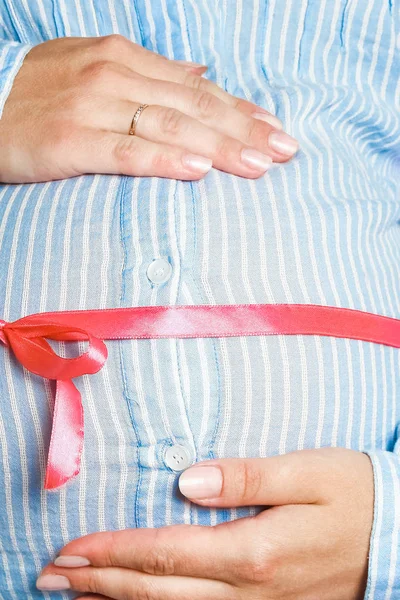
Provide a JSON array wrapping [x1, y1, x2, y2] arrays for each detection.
[[0, 40, 33, 119], [363, 433, 400, 599]]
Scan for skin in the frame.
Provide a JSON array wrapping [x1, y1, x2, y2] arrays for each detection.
[[0, 34, 298, 184], [37, 447, 374, 599]]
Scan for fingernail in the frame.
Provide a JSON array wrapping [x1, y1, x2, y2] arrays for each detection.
[[185, 66, 208, 74], [183, 154, 213, 173], [54, 555, 91, 567], [36, 575, 71, 591], [175, 60, 208, 69], [251, 112, 283, 130], [241, 148, 273, 171], [269, 131, 299, 156], [179, 465, 223, 499]]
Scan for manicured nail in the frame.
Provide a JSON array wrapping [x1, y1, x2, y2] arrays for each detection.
[[175, 60, 208, 69], [54, 555, 91, 567], [185, 66, 208, 74], [179, 466, 223, 499], [36, 574, 71, 591], [241, 148, 273, 171], [183, 154, 213, 173], [269, 131, 299, 156], [251, 112, 283, 130]]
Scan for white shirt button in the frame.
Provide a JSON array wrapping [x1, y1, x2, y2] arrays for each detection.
[[146, 258, 172, 284], [164, 444, 193, 472]]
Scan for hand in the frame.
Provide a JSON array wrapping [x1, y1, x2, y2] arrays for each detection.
[[37, 447, 374, 600], [0, 34, 298, 184]]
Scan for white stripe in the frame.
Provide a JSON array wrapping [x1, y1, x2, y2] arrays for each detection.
[[380, 347, 388, 451], [0, 12, 13, 38], [384, 454, 400, 599], [354, 0, 374, 92], [345, 340, 354, 448], [342, 0, 361, 86], [2, 186, 38, 599], [147, 467, 158, 528], [76, 176, 108, 531], [258, 337, 272, 456], [296, 339, 309, 450], [367, 3, 388, 89], [19, 183, 56, 565], [357, 343, 367, 451], [277, 0, 294, 79], [57, 0, 72, 36], [291, 0, 309, 81], [182, 278, 211, 453], [74, 0, 87, 36], [329, 340, 341, 447], [160, 0, 174, 59], [0, 410, 32, 598], [0, 536, 18, 600], [176, 0, 194, 60], [100, 177, 130, 529], [367, 455, 384, 599], [106, 0, 121, 33], [143, 0, 158, 52]]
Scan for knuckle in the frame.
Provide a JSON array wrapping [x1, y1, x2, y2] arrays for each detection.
[[60, 92, 83, 116], [244, 117, 262, 146], [184, 72, 208, 91], [45, 120, 76, 153], [192, 91, 217, 119], [151, 150, 177, 173], [81, 60, 115, 85], [142, 546, 176, 576], [237, 460, 263, 504], [97, 33, 128, 54], [232, 96, 248, 112], [113, 138, 138, 169], [216, 136, 235, 161], [85, 568, 104, 594], [243, 546, 277, 585], [135, 580, 160, 600], [104, 530, 120, 566], [158, 107, 186, 137]]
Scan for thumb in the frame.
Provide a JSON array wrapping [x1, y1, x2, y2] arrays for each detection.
[[178, 448, 336, 507]]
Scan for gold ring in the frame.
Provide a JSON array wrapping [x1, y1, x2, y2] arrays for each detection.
[[128, 103, 149, 136]]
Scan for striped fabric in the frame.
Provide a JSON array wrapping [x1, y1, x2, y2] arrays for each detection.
[[0, 1, 399, 598]]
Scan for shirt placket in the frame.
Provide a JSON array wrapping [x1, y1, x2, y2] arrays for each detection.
[[118, 175, 203, 527]]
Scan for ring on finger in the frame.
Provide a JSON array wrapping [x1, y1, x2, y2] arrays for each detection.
[[128, 103, 150, 135]]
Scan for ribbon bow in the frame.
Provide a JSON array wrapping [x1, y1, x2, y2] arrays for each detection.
[[1, 304, 399, 491], [0, 313, 108, 489]]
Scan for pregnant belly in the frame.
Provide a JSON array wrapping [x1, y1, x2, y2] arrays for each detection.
[[0, 164, 399, 596]]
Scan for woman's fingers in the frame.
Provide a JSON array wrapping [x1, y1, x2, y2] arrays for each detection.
[[98, 102, 274, 177], [1, 34, 295, 183], [51, 128, 214, 181], [91, 34, 281, 124], [103, 72, 298, 162], [121, 105, 272, 178], [37, 566, 234, 600], [182, 71, 283, 126], [77, 127, 274, 180]]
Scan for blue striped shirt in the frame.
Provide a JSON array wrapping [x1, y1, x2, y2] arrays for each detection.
[[0, 1, 399, 598]]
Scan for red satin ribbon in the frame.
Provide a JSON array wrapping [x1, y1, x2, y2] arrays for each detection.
[[0, 304, 399, 490]]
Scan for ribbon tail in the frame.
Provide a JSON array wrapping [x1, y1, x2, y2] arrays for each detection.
[[44, 379, 84, 490]]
